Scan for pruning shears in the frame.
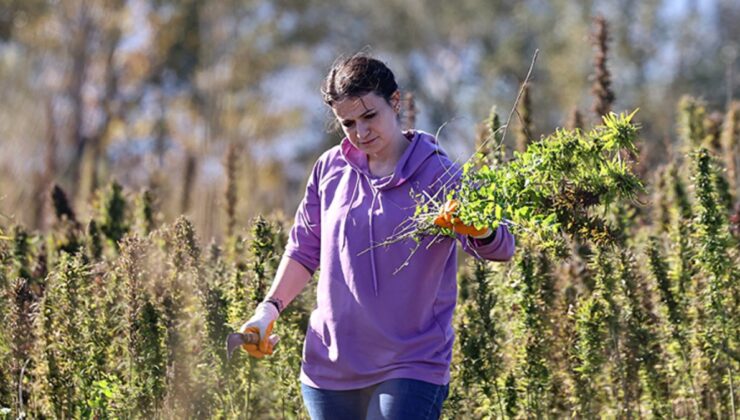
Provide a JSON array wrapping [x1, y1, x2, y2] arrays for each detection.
[[225, 332, 260, 361]]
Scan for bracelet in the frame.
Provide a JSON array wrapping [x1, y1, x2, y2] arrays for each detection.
[[264, 297, 284, 314], [474, 228, 497, 245]]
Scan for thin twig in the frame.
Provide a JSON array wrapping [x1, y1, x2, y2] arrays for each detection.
[[246, 358, 255, 420], [501, 50, 540, 147], [424, 49, 540, 204], [728, 363, 737, 420], [18, 358, 30, 417]]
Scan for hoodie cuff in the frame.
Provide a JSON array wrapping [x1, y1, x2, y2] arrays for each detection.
[[471, 228, 496, 245]]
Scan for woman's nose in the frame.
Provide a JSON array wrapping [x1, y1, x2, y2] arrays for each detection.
[[356, 121, 370, 138]]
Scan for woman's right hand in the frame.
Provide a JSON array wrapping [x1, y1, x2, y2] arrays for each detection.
[[239, 302, 281, 358]]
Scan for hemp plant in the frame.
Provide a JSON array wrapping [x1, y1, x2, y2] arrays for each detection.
[[255, 217, 307, 420], [7, 278, 35, 416], [450, 258, 505, 418], [618, 248, 672, 418], [591, 16, 615, 121], [163, 216, 207, 415], [677, 96, 708, 150], [515, 251, 555, 416], [136, 189, 157, 236], [0, 233, 10, 411], [569, 248, 611, 417], [248, 216, 279, 305], [591, 245, 633, 416], [647, 235, 701, 414], [36, 253, 98, 417], [386, 110, 643, 261], [691, 149, 739, 417], [224, 143, 239, 238], [97, 181, 129, 251], [49, 184, 83, 257]]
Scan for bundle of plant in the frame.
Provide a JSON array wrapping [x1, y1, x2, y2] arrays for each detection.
[[389, 110, 643, 260]]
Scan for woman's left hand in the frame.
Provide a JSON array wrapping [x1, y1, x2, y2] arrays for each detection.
[[434, 199, 491, 237]]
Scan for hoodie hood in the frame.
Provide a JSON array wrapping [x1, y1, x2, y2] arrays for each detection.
[[340, 130, 444, 190]]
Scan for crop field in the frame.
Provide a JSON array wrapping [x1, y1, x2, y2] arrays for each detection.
[[2, 100, 738, 419], [0, 2, 738, 419]]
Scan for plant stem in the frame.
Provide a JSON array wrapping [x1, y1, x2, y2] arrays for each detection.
[[17, 358, 29, 417], [728, 362, 736, 420], [501, 50, 539, 147], [246, 357, 255, 419]]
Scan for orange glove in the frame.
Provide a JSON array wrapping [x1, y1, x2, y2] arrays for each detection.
[[239, 302, 281, 359], [240, 321, 279, 358], [434, 199, 491, 237]]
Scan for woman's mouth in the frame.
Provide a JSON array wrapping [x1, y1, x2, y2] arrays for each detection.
[[361, 137, 378, 145]]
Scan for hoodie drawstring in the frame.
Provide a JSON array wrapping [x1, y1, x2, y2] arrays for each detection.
[[341, 174, 362, 251], [342, 172, 381, 297], [368, 188, 380, 296]]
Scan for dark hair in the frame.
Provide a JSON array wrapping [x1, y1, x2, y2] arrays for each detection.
[[321, 54, 398, 107]]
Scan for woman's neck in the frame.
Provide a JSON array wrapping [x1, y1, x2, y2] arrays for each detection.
[[368, 132, 409, 177]]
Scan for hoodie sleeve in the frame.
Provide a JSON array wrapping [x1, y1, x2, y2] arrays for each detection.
[[284, 157, 323, 275], [458, 224, 516, 261]]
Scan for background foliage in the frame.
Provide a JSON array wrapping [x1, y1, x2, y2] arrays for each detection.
[[0, 0, 738, 239]]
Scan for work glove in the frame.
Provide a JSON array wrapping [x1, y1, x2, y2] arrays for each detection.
[[434, 199, 492, 238], [238, 302, 281, 359]]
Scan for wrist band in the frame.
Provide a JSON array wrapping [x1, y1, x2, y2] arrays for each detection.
[[264, 297, 284, 314], [474, 227, 497, 245]]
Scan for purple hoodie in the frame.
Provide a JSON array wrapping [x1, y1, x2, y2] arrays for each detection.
[[284, 130, 515, 390]]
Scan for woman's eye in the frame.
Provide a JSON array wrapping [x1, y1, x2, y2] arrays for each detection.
[[365, 113, 376, 119], [342, 121, 354, 128]]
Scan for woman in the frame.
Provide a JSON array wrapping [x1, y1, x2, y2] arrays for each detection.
[[240, 54, 515, 419]]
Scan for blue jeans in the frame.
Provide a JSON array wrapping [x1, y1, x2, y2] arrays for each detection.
[[301, 378, 449, 420]]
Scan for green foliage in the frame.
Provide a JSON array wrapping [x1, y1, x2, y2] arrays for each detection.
[[248, 216, 281, 305], [503, 371, 518, 418], [7, 278, 34, 413], [409, 110, 643, 256], [512, 252, 553, 415], [37, 253, 95, 417], [618, 249, 672, 418], [87, 220, 103, 261], [691, 148, 739, 416], [570, 250, 610, 417], [50, 184, 77, 224], [11, 226, 31, 281], [136, 189, 157, 236], [451, 259, 505, 417], [98, 181, 129, 250], [648, 236, 682, 329], [199, 254, 231, 368], [678, 96, 707, 149], [171, 215, 200, 269]]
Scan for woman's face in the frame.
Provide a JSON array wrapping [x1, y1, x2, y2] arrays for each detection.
[[332, 91, 402, 159]]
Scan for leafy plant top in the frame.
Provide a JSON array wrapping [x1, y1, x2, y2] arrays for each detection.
[[398, 110, 643, 256]]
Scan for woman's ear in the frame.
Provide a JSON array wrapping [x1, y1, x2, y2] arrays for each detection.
[[391, 90, 401, 113]]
